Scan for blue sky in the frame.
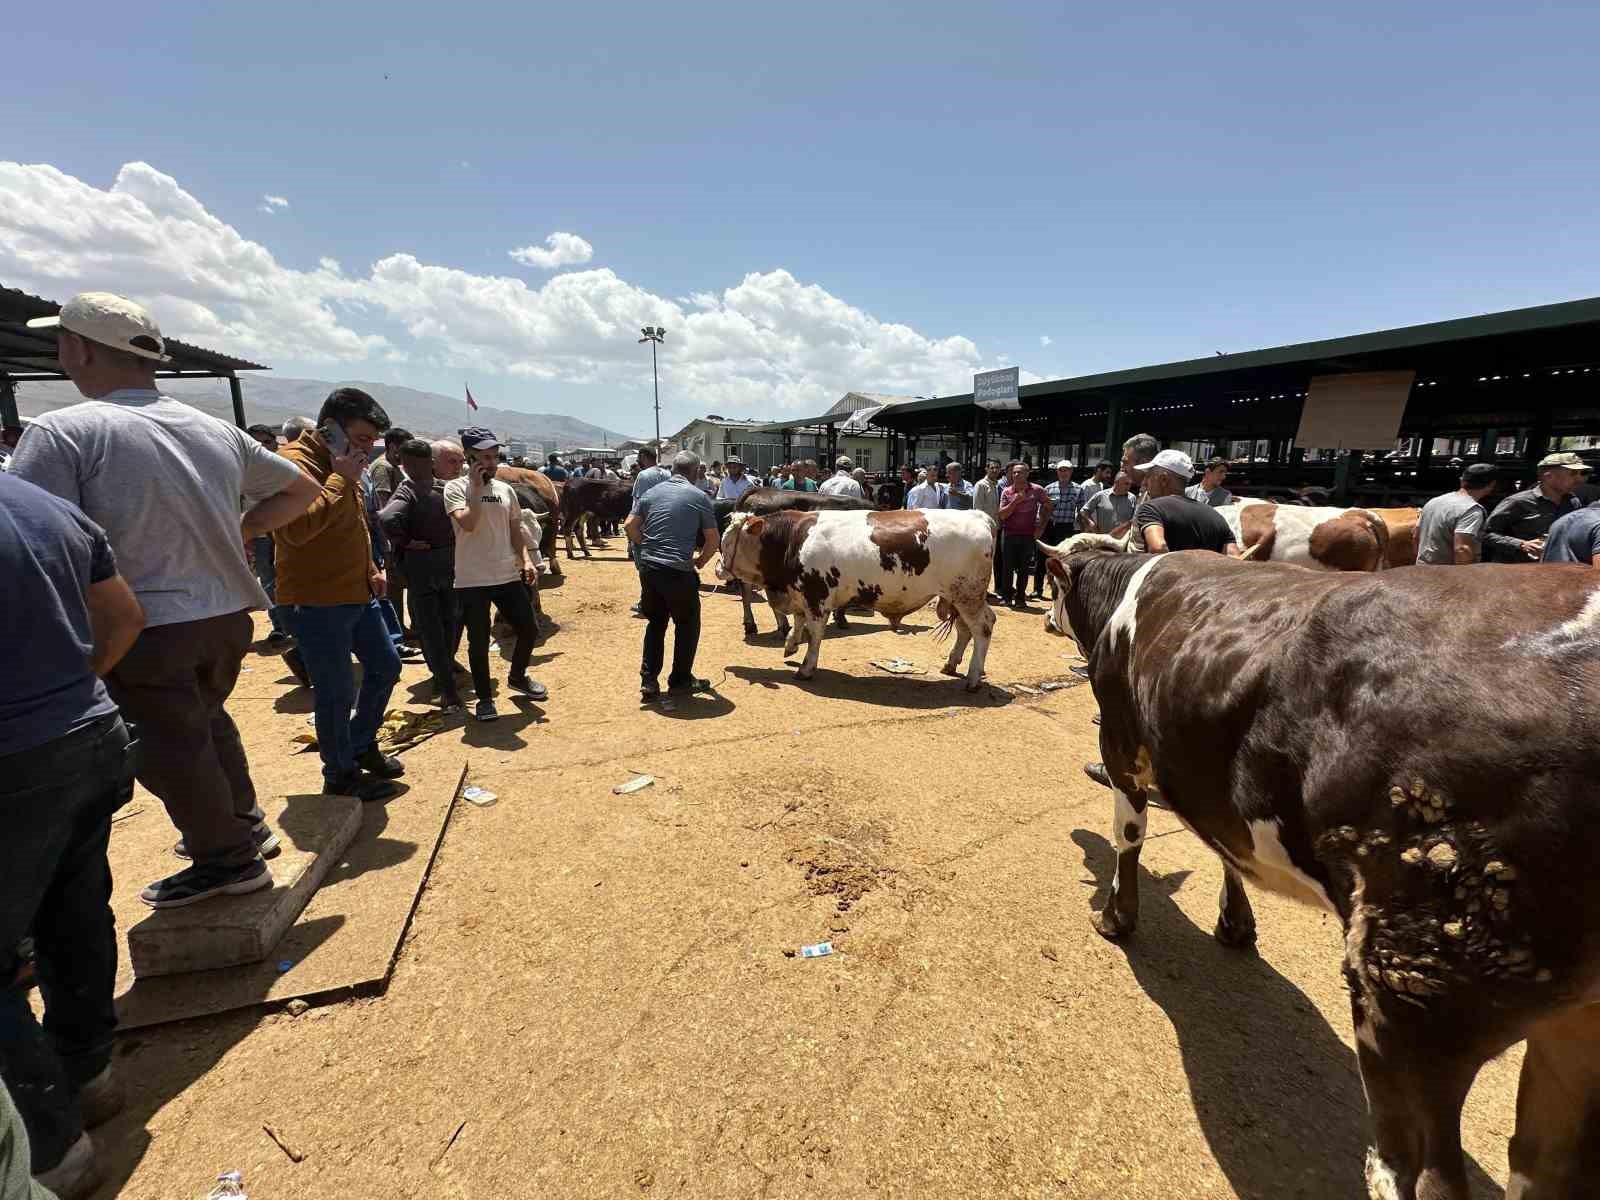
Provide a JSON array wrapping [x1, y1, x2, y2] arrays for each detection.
[[5, 1, 1598, 436]]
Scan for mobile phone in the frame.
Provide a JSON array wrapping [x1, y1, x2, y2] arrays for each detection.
[[319, 420, 350, 457]]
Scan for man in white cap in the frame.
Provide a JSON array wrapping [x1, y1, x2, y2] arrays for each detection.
[[1032, 460, 1082, 598], [716, 455, 755, 502], [1128, 449, 1240, 555], [818, 454, 866, 499], [11, 292, 319, 909]]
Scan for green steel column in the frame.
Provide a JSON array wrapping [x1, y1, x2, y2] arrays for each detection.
[[228, 375, 246, 429]]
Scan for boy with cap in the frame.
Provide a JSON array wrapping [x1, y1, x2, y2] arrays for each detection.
[[12, 292, 319, 907], [1483, 452, 1588, 562], [446, 427, 548, 721]]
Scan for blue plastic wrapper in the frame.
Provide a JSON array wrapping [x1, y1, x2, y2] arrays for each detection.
[[800, 941, 833, 959]]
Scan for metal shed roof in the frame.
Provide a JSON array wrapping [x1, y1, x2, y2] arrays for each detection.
[[0, 286, 268, 380]]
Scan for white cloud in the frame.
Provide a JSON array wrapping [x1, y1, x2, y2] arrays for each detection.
[[1039, 335, 1051, 347], [0, 161, 990, 411], [508, 232, 594, 271], [259, 194, 289, 214]]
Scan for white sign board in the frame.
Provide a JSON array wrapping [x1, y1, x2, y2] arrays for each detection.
[[1294, 370, 1415, 450], [974, 366, 1020, 411]]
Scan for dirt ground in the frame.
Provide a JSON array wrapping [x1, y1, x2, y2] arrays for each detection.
[[90, 539, 1520, 1199]]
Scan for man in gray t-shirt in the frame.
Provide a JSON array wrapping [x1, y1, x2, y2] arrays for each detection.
[[625, 453, 720, 701], [1415, 464, 1498, 565], [11, 291, 318, 909], [1080, 470, 1137, 533]]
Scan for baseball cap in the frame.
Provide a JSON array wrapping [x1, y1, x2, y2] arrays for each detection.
[[1537, 451, 1591, 471], [1461, 463, 1498, 487], [1130, 449, 1195, 478], [461, 426, 501, 451], [27, 291, 171, 362], [1054, 459, 1075, 470]]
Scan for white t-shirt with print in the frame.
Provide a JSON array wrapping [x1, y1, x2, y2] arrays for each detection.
[[444, 476, 522, 588]]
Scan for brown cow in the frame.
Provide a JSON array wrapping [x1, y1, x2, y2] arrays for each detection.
[[1220, 499, 1390, 572], [560, 475, 633, 558], [495, 466, 562, 577], [1039, 541, 1600, 1198], [1370, 506, 1422, 569]]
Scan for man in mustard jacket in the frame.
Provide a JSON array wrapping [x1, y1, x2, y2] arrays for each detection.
[[275, 389, 406, 801]]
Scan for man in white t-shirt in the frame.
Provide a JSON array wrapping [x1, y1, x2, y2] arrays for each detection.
[[905, 467, 946, 509], [716, 456, 755, 502], [445, 427, 548, 721], [818, 455, 866, 499]]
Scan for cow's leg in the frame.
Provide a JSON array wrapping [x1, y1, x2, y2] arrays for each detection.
[[1213, 864, 1258, 949], [833, 607, 849, 628], [940, 613, 973, 677], [1355, 1029, 1478, 1200], [795, 611, 826, 679], [577, 513, 593, 557], [770, 599, 790, 638], [563, 516, 577, 559], [1507, 1005, 1600, 1198], [782, 612, 805, 657], [1092, 774, 1148, 940], [542, 519, 562, 576], [959, 601, 995, 690], [740, 582, 758, 636]]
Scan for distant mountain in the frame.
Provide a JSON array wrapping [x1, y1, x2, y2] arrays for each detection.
[[14, 376, 638, 452]]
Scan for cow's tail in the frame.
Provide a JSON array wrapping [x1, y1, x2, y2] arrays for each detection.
[[932, 598, 957, 643]]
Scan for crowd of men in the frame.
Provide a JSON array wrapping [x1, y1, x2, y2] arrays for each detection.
[[0, 293, 558, 1196]]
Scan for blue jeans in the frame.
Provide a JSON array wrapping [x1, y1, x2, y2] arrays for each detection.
[[0, 714, 133, 1171], [253, 535, 286, 635], [288, 602, 402, 785]]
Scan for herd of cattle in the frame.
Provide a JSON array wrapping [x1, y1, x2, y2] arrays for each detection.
[[504, 467, 1598, 1198]]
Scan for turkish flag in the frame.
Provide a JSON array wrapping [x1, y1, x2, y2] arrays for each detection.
[[465, 383, 479, 411]]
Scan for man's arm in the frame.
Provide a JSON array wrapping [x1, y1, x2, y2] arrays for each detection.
[[1452, 533, 1479, 565], [1033, 489, 1049, 538], [271, 450, 366, 547], [448, 476, 486, 533], [241, 469, 319, 539], [85, 573, 145, 676], [998, 488, 1023, 518], [1224, 541, 1243, 558], [378, 486, 416, 545], [1483, 496, 1537, 560], [1143, 523, 1170, 554], [695, 520, 721, 569], [625, 501, 645, 545]]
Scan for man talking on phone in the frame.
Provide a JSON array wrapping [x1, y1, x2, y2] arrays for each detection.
[[446, 427, 548, 721], [274, 388, 406, 801]]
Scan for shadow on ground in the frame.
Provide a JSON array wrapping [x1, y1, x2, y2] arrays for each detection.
[[1071, 830, 1502, 1199], [725, 664, 1005, 709]]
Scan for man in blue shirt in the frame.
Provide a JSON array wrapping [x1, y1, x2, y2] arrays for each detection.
[[628, 447, 674, 617], [1542, 501, 1600, 565], [542, 453, 569, 482], [625, 451, 720, 701], [0, 473, 146, 1197]]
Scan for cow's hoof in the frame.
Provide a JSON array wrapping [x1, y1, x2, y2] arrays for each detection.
[[795, 670, 815, 682], [1213, 916, 1258, 951], [743, 623, 759, 637], [1091, 909, 1135, 941], [942, 663, 961, 678]]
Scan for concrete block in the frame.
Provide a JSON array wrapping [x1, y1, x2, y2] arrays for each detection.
[[127, 796, 363, 979]]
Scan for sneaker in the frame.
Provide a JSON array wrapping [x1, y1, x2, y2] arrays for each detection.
[[78, 1065, 126, 1129], [357, 746, 406, 779], [640, 681, 662, 702], [506, 675, 548, 701], [667, 677, 711, 694], [36, 1131, 99, 1200], [437, 694, 465, 715], [475, 699, 500, 722], [140, 859, 271, 909], [1083, 761, 1112, 789], [326, 772, 400, 802], [174, 822, 279, 861], [396, 643, 425, 661]]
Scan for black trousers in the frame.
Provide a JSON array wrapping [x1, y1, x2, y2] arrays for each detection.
[[0, 714, 133, 1170], [640, 565, 701, 688], [459, 579, 535, 698], [990, 529, 1004, 596], [1000, 532, 1036, 604], [406, 548, 460, 700], [1034, 521, 1073, 592]]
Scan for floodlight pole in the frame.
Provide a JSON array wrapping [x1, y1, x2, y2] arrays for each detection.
[[638, 326, 665, 447]]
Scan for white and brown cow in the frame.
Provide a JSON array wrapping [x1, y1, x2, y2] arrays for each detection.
[[1038, 540, 1600, 1199], [717, 508, 997, 688], [1220, 498, 1390, 572]]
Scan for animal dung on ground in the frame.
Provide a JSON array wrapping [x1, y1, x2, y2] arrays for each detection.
[[613, 774, 656, 795], [870, 658, 925, 675]]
